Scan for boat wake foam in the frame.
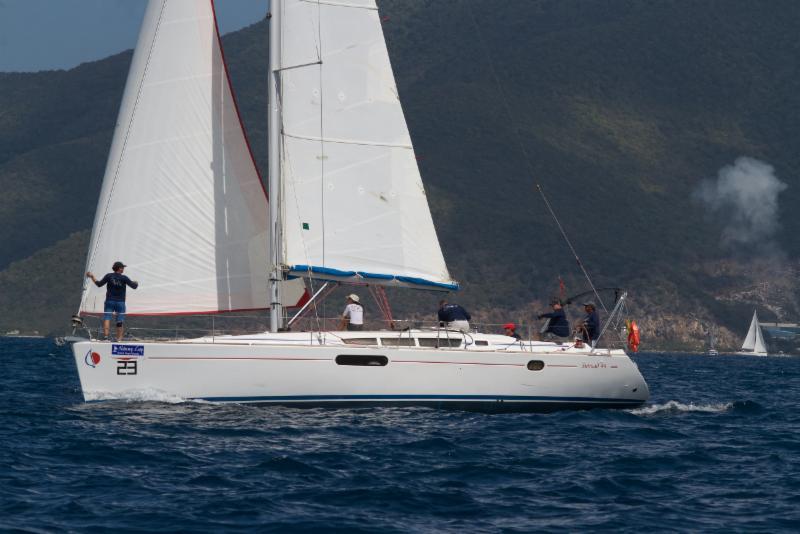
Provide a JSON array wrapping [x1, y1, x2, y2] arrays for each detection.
[[84, 388, 208, 404], [629, 400, 733, 415]]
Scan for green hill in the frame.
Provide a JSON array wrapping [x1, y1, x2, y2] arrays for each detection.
[[2, 0, 800, 348]]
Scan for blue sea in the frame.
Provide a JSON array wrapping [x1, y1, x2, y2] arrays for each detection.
[[1, 338, 798, 532]]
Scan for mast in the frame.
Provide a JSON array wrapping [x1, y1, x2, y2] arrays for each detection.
[[268, 0, 283, 331]]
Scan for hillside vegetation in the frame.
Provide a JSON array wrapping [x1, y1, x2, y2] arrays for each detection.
[[2, 0, 800, 348]]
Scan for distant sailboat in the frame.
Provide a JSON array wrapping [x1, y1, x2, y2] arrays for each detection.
[[736, 310, 768, 356], [705, 325, 718, 356]]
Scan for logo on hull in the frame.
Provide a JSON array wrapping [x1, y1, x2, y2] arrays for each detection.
[[84, 350, 101, 368]]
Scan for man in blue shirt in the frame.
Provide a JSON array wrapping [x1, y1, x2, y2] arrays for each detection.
[[86, 261, 139, 341], [438, 299, 471, 332], [578, 301, 600, 346], [537, 298, 571, 339]]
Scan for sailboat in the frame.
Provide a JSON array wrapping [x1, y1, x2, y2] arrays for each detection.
[[735, 310, 769, 356], [70, 0, 649, 410], [705, 325, 719, 356]]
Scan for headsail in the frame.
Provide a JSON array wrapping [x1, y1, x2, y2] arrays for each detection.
[[81, 0, 305, 315], [276, 0, 457, 291]]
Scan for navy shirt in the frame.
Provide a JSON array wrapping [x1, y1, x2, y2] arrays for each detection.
[[583, 310, 600, 341], [95, 272, 138, 302], [539, 308, 571, 337], [438, 304, 471, 322]]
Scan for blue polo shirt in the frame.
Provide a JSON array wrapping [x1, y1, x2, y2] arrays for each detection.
[[438, 304, 471, 322], [95, 272, 138, 302]]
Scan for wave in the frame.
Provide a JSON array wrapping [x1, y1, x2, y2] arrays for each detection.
[[83, 388, 207, 404], [629, 400, 733, 415]]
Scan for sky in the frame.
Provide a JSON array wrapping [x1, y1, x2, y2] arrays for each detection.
[[0, 0, 268, 72]]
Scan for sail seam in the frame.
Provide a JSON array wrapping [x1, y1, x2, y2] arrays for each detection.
[[298, 0, 377, 10], [283, 131, 412, 149]]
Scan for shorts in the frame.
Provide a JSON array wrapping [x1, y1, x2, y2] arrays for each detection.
[[103, 300, 126, 322], [347, 323, 363, 331]]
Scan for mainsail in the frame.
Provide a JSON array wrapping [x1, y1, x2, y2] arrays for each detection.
[[741, 310, 768, 355], [80, 0, 305, 315], [275, 0, 457, 290]]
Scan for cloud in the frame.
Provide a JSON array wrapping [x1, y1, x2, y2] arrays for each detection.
[[693, 157, 788, 250]]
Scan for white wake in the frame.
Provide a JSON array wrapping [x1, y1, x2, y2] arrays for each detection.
[[83, 388, 207, 404], [629, 400, 733, 415]]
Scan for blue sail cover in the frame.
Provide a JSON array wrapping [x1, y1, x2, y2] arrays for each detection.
[[289, 265, 459, 291]]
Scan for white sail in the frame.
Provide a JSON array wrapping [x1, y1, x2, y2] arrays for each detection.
[[81, 0, 306, 315], [277, 0, 457, 290], [741, 310, 768, 355]]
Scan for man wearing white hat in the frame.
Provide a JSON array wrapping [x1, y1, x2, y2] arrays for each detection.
[[339, 294, 364, 331]]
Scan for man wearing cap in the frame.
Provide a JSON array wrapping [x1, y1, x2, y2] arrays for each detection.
[[86, 261, 139, 341], [503, 323, 522, 340], [577, 301, 600, 345], [537, 298, 571, 339], [339, 294, 364, 331], [438, 299, 471, 333]]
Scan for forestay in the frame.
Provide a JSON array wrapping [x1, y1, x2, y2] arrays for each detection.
[[81, 0, 305, 315], [278, 0, 457, 290]]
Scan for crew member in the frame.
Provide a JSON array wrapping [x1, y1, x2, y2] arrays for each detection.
[[537, 298, 571, 339], [503, 323, 522, 340], [438, 299, 471, 332], [86, 261, 139, 341], [339, 294, 364, 331], [577, 301, 600, 345]]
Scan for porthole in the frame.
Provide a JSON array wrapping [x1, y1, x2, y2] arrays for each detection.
[[527, 360, 545, 371], [335, 355, 389, 367]]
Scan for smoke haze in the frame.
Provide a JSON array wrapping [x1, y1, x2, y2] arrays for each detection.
[[694, 157, 788, 250]]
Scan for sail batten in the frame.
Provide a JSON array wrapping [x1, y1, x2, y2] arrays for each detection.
[[283, 131, 413, 149]]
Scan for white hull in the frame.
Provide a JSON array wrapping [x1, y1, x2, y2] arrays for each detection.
[[71, 331, 648, 411]]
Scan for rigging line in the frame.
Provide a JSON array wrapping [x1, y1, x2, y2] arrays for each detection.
[[537, 184, 606, 312], [281, 136, 324, 331], [315, 0, 327, 269], [464, 1, 607, 313], [274, 41, 324, 330], [79, 0, 168, 315], [283, 0, 326, 333]]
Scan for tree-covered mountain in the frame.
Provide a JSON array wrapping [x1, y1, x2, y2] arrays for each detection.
[[2, 0, 799, 349]]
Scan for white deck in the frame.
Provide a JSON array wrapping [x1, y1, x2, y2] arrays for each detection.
[[179, 329, 609, 355]]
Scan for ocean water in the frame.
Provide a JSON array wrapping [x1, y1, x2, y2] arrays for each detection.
[[1, 338, 798, 532]]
